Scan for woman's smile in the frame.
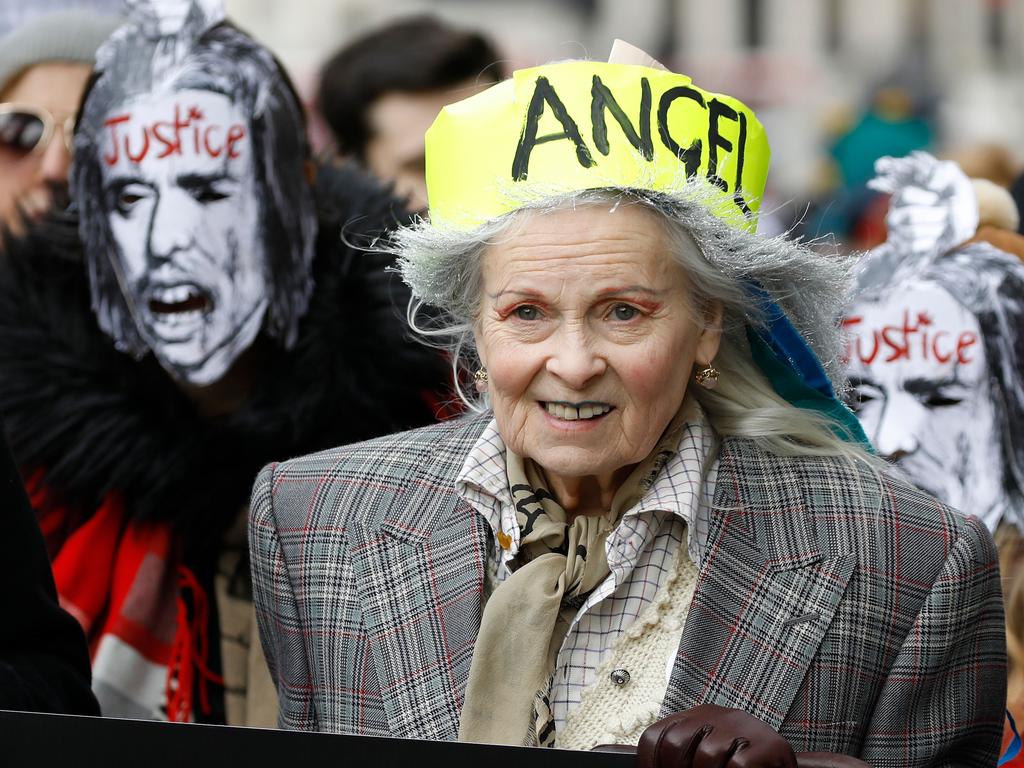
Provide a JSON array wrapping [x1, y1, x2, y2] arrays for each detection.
[[538, 400, 616, 431]]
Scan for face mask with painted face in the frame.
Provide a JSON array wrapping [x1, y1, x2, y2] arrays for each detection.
[[98, 88, 267, 386], [843, 282, 1006, 528], [73, 0, 316, 388]]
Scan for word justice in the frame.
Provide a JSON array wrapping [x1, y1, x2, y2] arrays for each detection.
[[842, 310, 978, 366], [103, 103, 246, 166]]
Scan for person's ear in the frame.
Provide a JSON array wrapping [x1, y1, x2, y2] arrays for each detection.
[[695, 300, 724, 365]]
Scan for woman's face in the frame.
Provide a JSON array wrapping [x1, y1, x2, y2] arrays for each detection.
[[475, 203, 721, 483]]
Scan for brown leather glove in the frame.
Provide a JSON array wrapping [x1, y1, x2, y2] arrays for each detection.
[[631, 705, 870, 768]]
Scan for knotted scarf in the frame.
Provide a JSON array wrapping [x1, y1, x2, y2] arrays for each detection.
[[458, 405, 691, 746]]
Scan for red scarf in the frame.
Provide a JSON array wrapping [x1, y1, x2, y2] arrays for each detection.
[[30, 473, 222, 721]]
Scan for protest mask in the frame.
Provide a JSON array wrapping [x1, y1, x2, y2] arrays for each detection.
[[71, 0, 316, 386], [844, 281, 1006, 526]]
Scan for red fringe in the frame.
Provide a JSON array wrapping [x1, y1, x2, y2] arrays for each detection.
[[165, 565, 224, 722]]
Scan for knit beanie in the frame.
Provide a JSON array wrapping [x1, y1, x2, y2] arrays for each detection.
[[0, 10, 122, 97]]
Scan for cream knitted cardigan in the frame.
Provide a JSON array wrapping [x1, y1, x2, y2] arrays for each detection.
[[557, 541, 700, 750]]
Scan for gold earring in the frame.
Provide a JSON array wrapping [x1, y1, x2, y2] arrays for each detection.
[[695, 363, 720, 389], [474, 368, 489, 392]]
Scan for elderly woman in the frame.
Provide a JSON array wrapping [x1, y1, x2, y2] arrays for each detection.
[[250, 54, 1005, 766]]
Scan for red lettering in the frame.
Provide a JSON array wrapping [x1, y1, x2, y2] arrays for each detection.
[[857, 332, 881, 365], [153, 103, 191, 158], [846, 309, 979, 368], [102, 114, 131, 165], [881, 324, 909, 362], [226, 125, 246, 158], [202, 125, 224, 157], [902, 309, 918, 344], [106, 104, 249, 164], [191, 103, 205, 155], [152, 120, 178, 158], [957, 332, 978, 364], [931, 331, 952, 363], [125, 125, 150, 163], [174, 104, 191, 152]]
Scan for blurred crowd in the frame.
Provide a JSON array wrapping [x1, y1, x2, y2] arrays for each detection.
[[3, 2, 1024, 766]]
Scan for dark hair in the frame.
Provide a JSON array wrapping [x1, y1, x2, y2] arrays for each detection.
[[317, 14, 503, 159], [73, 21, 316, 357]]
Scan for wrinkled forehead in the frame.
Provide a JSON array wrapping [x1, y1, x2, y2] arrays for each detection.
[[843, 282, 986, 385], [98, 87, 253, 182]]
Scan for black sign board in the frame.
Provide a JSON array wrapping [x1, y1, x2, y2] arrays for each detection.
[[0, 710, 635, 767]]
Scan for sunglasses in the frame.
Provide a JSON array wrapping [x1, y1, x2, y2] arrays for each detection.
[[0, 103, 75, 159]]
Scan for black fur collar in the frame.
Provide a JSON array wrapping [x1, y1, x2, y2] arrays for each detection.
[[0, 163, 449, 552]]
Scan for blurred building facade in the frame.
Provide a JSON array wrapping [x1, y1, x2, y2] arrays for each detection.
[[227, 0, 1024, 198]]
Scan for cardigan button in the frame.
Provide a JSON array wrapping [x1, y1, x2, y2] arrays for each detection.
[[610, 668, 631, 686]]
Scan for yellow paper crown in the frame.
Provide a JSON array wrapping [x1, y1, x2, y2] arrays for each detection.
[[425, 60, 770, 232]]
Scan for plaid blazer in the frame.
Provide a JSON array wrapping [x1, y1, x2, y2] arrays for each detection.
[[250, 413, 1006, 766]]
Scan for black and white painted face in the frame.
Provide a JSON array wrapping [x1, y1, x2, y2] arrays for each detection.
[[98, 87, 268, 386], [843, 282, 1005, 528]]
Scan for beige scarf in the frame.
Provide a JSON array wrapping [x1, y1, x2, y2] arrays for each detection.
[[458, 405, 692, 746]]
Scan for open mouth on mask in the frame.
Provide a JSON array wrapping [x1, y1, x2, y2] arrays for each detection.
[[146, 284, 213, 327], [540, 401, 615, 422], [147, 284, 210, 313]]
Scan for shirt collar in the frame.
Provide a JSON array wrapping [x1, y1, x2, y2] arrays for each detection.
[[455, 418, 521, 564], [606, 401, 718, 572], [454, 403, 718, 568]]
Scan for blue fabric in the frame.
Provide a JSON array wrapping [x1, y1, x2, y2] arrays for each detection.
[[744, 284, 872, 450], [748, 284, 834, 398], [1001, 709, 1022, 765], [747, 330, 871, 450]]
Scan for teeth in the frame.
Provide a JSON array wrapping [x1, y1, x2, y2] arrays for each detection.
[[547, 403, 575, 420], [155, 309, 203, 326], [544, 402, 611, 421], [153, 286, 195, 304]]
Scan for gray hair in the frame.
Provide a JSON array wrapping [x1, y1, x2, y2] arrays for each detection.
[[395, 182, 870, 461]]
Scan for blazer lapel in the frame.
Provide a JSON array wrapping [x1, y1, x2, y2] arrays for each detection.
[[350, 493, 488, 741], [662, 439, 856, 729]]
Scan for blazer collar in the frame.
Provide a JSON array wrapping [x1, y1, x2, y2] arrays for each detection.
[[662, 437, 857, 729], [347, 415, 491, 741]]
